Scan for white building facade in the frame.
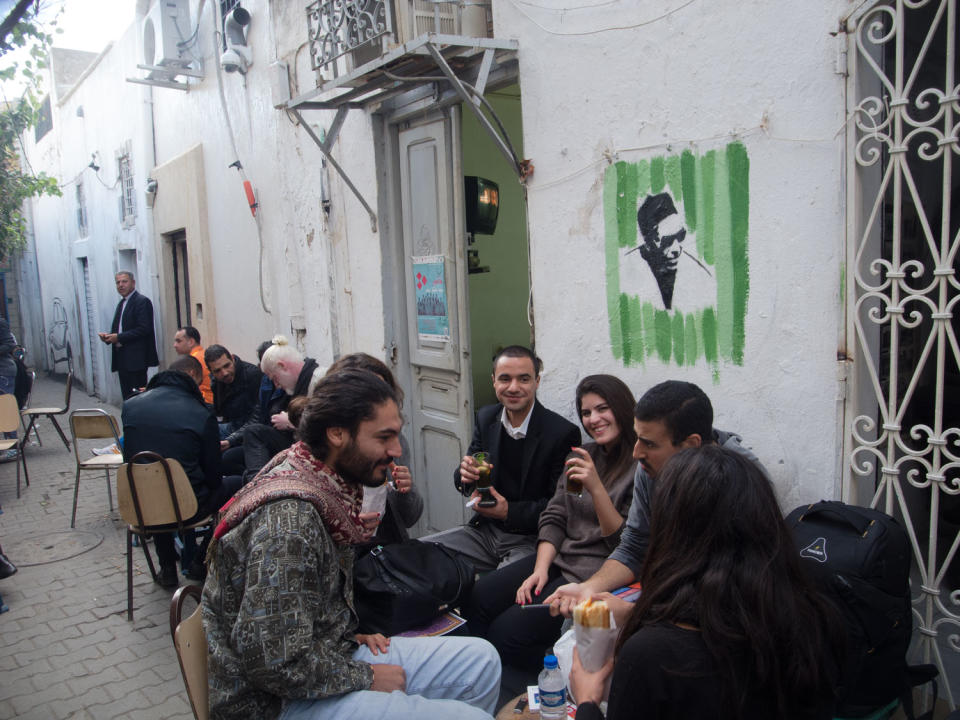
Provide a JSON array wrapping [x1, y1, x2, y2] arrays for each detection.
[[18, 0, 959, 701]]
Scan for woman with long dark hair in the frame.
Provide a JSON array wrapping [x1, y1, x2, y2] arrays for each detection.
[[465, 374, 638, 693], [571, 446, 840, 720]]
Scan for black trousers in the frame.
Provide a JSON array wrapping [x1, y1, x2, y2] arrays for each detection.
[[154, 475, 243, 567], [464, 553, 567, 694], [241, 423, 292, 480], [117, 369, 148, 400]]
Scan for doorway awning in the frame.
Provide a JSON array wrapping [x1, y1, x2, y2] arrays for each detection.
[[282, 34, 521, 233]]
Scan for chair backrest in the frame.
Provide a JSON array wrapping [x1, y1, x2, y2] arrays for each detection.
[[116, 451, 199, 528], [62, 371, 73, 410], [70, 409, 122, 464], [0, 394, 19, 434], [169, 585, 209, 720]]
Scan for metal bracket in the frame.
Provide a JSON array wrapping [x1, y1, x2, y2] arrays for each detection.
[[424, 42, 520, 177], [291, 108, 378, 233]]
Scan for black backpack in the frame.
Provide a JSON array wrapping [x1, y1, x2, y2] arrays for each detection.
[[786, 501, 937, 719], [353, 539, 475, 636], [13, 355, 31, 410]]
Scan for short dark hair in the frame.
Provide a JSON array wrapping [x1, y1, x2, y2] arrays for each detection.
[[637, 192, 678, 239], [256, 340, 273, 361], [179, 326, 201, 344], [204, 344, 231, 365], [298, 369, 399, 460], [492, 345, 542, 376], [170, 355, 202, 377], [327, 352, 404, 405], [635, 380, 713, 445]]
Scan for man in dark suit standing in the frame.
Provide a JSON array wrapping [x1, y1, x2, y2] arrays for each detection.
[[99, 271, 159, 400], [431, 346, 581, 571]]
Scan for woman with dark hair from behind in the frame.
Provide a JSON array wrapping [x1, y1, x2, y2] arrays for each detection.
[[325, 353, 423, 545], [571, 446, 841, 720]]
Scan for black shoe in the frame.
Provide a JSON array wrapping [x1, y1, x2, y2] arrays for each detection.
[[0, 553, 16, 579], [159, 563, 179, 588], [184, 559, 207, 583]]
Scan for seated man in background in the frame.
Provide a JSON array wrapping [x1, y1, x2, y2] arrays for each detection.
[[428, 346, 581, 571], [240, 335, 325, 480], [546, 380, 767, 621], [173, 326, 213, 404], [122, 355, 241, 586], [205, 344, 262, 453], [202, 369, 500, 720]]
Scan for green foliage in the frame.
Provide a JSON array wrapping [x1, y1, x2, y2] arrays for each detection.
[[0, 5, 63, 261]]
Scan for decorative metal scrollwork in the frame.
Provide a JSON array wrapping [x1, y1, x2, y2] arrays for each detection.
[[307, 0, 391, 71]]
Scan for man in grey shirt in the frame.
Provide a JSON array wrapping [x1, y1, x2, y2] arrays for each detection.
[[546, 380, 766, 621]]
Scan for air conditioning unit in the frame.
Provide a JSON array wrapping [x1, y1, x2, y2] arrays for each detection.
[[349, 0, 488, 71], [142, 0, 190, 70]]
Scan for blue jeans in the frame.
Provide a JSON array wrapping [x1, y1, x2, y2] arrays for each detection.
[[279, 636, 500, 720]]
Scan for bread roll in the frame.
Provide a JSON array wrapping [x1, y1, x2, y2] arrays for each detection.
[[573, 598, 610, 629]]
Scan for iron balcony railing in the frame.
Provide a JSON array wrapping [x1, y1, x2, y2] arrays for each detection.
[[307, 0, 491, 71]]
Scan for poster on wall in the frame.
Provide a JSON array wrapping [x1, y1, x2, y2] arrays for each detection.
[[604, 142, 750, 371], [413, 255, 450, 342]]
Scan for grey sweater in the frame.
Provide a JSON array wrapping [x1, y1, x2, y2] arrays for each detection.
[[537, 442, 637, 584]]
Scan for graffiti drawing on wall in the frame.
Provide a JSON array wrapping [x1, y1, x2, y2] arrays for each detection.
[[605, 142, 749, 368], [47, 297, 73, 373]]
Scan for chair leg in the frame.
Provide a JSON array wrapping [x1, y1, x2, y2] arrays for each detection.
[[18, 439, 28, 489], [15, 446, 20, 499], [48, 416, 70, 451], [22, 415, 41, 447], [104, 470, 114, 512], [71, 468, 81, 528], [140, 534, 159, 583], [127, 528, 134, 621]]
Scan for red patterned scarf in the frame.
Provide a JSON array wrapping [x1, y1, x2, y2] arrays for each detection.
[[211, 441, 367, 546]]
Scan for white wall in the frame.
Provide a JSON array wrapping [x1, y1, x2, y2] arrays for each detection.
[[492, 0, 853, 506]]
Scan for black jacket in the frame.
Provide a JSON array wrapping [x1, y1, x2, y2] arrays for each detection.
[[211, 355, 263, 447], [109, 290, 159, 372], [454, 400, 581, 535], [122, 370, 221, 504]]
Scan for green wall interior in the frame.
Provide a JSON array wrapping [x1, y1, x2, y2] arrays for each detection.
[[461, 85, 530, 409]]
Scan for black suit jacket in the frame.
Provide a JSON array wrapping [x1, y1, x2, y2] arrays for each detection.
[[454, 400, 582, 535], [110, 290, 159, 372]]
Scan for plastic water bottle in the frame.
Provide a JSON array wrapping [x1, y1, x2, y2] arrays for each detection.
[[538, 654, 566, 719]]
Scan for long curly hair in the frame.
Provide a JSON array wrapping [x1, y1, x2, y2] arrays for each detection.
[[617, 446, 841, 718]]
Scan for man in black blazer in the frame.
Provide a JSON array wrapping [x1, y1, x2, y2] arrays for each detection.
[[99, 271, 159, 400], [432, 346, 581, 571]]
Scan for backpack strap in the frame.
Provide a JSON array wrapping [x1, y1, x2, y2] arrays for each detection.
[[900, 664, 937, 720]]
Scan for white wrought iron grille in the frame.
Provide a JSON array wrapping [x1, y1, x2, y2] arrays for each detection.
[[307, 0, 391, 70], [845, 0, 959, 706]]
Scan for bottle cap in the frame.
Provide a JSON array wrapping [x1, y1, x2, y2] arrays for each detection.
[[544, 654, 558, 669]]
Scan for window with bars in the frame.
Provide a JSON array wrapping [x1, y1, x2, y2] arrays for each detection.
[[118, 152, 135, 226], [75, 180, 88, 237]]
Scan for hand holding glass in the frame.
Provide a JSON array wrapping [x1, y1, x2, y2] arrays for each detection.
[[473, 452, 497, 507]]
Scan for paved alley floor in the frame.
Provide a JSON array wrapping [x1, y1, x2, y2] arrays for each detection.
[[0, 373, 193, 720]]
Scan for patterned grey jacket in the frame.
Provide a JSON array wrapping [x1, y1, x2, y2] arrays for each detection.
[[202, 498, 374, 719]]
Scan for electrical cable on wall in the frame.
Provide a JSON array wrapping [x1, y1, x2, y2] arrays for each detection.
[[213, 25, 272, 315], [505, 0, 699, 36]]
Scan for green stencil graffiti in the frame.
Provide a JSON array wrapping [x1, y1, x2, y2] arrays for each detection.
[[604, 142, 749, 368]]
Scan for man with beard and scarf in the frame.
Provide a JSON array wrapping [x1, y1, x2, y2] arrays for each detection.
[[545, 380, 767, 624], [202, 369, 500, 720], [238, 335, 326, 481]]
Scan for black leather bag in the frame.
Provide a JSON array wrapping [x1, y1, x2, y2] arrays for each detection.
[[353, 540, 474, 636]]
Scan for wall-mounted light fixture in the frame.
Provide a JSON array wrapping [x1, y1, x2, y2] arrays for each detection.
[[87, 153, 100, 172]]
